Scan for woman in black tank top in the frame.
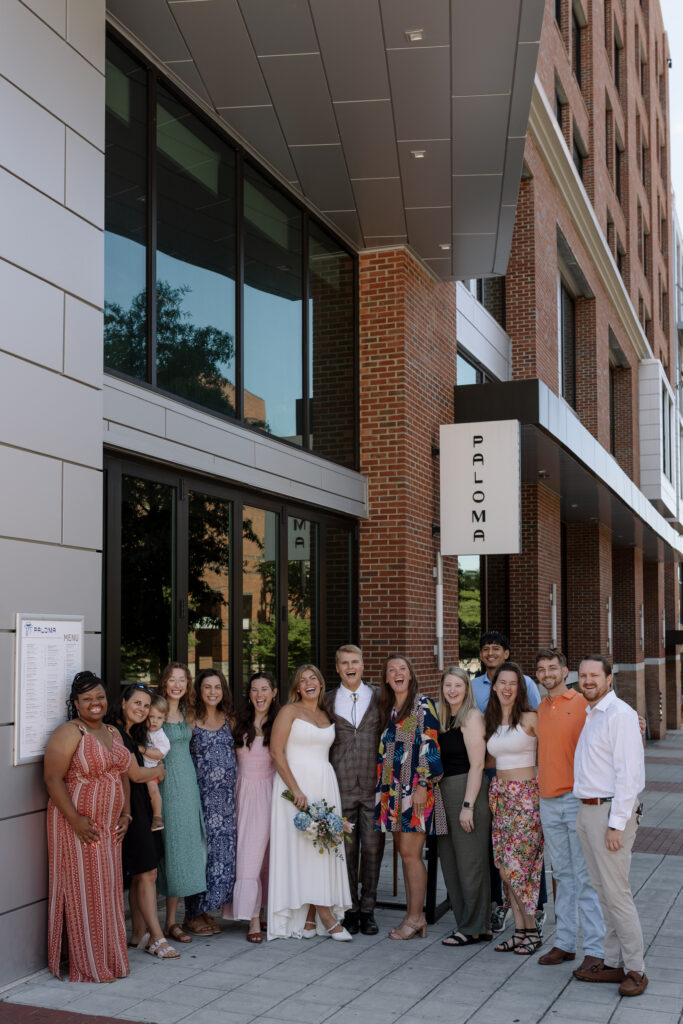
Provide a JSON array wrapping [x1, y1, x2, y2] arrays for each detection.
[[437, 667, 491, 946]]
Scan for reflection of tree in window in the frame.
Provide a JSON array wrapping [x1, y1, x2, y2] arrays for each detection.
[[188, 493, 231, 680], [120, 478, 174, 682], [242, 512, 277, 684], [458, 557, 481, 664], [105, 281, 239, 418]]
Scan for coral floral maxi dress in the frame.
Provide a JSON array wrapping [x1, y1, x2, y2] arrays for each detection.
[[47, 725, 131, 982]]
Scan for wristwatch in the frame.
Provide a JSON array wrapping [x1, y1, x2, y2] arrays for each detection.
[[462, 801, 472, 809], [417, 780, 428, 788]]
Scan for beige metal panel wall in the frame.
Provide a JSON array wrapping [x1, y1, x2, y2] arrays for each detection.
[[0, 0, 106, 987]]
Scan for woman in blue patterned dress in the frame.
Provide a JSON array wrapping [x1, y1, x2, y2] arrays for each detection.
[[157, 663, 207, 943], [184, 668, 237, 935], [375, 654, 446, 940]]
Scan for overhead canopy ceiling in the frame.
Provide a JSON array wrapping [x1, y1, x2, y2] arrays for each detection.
[[106, 0, 544, 280]]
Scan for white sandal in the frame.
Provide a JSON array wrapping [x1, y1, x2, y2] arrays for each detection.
[[327, 922, 352, 942], [145, 937, 180, 959]]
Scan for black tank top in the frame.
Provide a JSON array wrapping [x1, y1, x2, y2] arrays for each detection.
[[439, 724, 470, 777]]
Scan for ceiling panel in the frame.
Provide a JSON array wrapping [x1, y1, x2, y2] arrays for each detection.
[[334, 101, 399, 180], [451, 0, 521, 96], [518, 0, 545, 42], [164, 59, 212, 105], [258, 54, 338, 146], [500, 136, 526, 206], [380, 0, 450, 48], [311, 0, 389, 102], [452, 95, 509, 175], [217, 105, 297, 180], [405, 207, 452, 259], [452, 175, 502, 234], [324, 210, 364, 247], [170, 0, 271, 108], [508, 41, 540, 136], [110, 0, 190, 61], [451, 233, 496, 277], [397, 139, 451, 208], [289, 146, 355, 211], [351, 177, 405, 238], [237, 0, 318, 56], [386, 47, 451, 141], [493, 205, 517, 273]]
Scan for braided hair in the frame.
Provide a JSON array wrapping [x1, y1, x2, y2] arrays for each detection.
[[66, 670, 105, 720]]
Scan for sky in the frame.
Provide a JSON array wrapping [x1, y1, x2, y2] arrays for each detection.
[[661, 0, 683, 213]]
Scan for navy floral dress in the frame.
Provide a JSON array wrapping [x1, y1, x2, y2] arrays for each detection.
[[185, 720, 237, 916]]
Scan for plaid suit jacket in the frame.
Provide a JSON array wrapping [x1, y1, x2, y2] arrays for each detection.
[[324, 684, 383, 798]]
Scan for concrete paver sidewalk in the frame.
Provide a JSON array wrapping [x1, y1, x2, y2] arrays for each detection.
[[4, 729, 683, 1024]]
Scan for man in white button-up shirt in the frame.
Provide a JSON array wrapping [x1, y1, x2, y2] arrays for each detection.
[[572, 655, 647, 997]]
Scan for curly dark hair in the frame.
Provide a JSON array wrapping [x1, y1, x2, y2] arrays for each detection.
[[66, 670, 106, 720], [233, 672, 280, 749]]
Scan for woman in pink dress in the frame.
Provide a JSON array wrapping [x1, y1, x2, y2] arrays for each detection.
[[44, 671, 132, 982], [224, 672, 279, 942]]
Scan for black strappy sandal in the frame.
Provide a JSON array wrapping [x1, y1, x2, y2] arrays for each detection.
[[514, 927, 542, 956], [494, 928, 525, 952], [441, 930, 480, 946]]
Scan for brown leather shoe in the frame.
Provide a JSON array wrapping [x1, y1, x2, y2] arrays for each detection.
[[538, 946, 576, 965], [618, 971, 648, 997], [573, 961, 626, 983]]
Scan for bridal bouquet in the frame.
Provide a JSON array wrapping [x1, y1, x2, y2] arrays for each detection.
[[281, 790, 354, 855]]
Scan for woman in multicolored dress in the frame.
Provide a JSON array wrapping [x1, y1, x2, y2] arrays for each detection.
[[484, 661, 544, 956], [375, 654, 446, 940], [184, 668, 237, 934]]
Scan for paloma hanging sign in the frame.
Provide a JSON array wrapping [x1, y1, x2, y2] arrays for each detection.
[[439, 420, 521, 556]]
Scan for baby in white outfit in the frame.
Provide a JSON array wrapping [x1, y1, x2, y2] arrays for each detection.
[[143, 694, 170, 830]]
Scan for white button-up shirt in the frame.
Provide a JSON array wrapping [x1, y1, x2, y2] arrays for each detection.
[[573, 689, 645, 830], [334, 681, 372, 728]]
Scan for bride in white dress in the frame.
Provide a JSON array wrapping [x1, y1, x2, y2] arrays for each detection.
[[267, 664, 352, 940]]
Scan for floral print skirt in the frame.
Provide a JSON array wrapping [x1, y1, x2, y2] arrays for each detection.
[[489, 777, 543, 915]]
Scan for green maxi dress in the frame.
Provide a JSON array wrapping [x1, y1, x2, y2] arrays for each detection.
[[157, 719, 207, 898]]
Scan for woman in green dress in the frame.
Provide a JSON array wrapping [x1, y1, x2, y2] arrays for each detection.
[[157, 662, 208, 943]]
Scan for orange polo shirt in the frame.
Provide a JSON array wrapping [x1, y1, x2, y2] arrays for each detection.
[[537, 688, 588, 799]]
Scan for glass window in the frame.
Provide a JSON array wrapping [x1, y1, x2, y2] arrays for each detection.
[[156, 86, 236, 415], [104, 39, 148, 379], [120, 476, 175, 683], [244, 165, 303, 441], [287, 517, 318, 675], [309, 223, 355, 468], [572, 10, 582, 88], [457, 353, 481, 386], [188, 492, 231, 682], [560, 282, 576, 408], [458, 555, 481, 667], [242, 506, 279, 692]]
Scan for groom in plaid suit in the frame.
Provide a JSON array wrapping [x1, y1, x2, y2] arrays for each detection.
[[324, 645, 385, 935]]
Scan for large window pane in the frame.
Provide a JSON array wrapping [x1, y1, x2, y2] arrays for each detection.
[[156, 86, 236, 416], [321, 526, 354, 684], [244, 165, 303, 441], [309, 224, 355, 467], [242, 506, 278, 693], [287, 517, 318, 676], [188, 492, 231, 683], [120, 476, 175, 683], [458, 555, 481, 670], [104, 39, 147, 379]]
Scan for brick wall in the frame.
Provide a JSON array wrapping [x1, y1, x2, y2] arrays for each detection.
[[357, 248, 458, 695]]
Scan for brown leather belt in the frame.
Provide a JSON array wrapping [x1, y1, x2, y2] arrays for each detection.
[[580, 797, 613, 805]]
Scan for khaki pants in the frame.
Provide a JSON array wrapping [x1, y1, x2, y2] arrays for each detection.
[[575, 800, 644, 974]]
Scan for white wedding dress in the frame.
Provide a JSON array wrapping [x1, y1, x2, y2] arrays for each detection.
[[267, 718, 351, 939]]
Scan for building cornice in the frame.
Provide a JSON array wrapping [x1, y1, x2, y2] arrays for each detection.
[[528, 76, 653, 363]]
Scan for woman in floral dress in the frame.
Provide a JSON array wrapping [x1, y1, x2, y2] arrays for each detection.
[[375, 654, 446, 940], [484, 661, 543, 956], [184, 668, 237, 934]]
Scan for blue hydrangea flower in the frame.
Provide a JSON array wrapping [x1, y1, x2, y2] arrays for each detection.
[[326, 813, 343, 833], [293, 811, 312, 832]]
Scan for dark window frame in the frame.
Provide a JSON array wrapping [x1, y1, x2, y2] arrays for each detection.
[[105, 28, 359, 472], [104, 453, 359, 705]]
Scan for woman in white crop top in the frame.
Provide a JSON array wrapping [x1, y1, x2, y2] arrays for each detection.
[[484, 662, 544, 956]]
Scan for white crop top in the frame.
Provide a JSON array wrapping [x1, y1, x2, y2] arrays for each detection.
[[486, 724, 537, 770]]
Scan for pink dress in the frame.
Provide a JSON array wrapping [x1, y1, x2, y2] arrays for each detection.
[[223, 736, 275, 921]]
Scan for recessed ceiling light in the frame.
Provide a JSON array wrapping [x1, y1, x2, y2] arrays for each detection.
[[405, 28, 424, 42], [438, 243, 451, 251], [410, 149, 426, 159]]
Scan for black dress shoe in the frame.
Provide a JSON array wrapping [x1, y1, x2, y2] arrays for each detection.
[[342, 912, 360, 935], [359, 913, 379, 935]]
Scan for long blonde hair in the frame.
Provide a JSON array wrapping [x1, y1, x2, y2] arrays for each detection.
[[438, 666, 477, 730]]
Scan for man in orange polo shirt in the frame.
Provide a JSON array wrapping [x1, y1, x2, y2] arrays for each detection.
[[535, 649, 605, 971]]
